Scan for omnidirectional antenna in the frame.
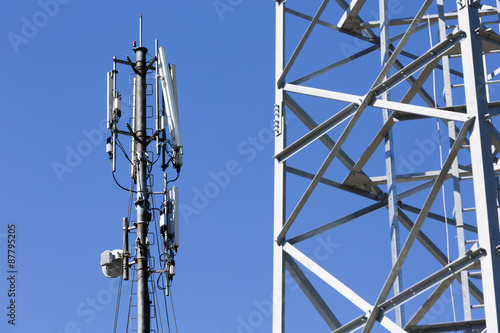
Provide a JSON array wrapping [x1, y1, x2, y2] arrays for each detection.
[[139, 14, 143, 48]]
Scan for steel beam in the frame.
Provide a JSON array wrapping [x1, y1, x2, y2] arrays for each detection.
[[398, 203, 477, 233], [378, 247, 486, 313], [274, 103, 358, 163], [278, 33, 422, 242], [273, 2, 286, 332], [287, 200, 388, 244], [332, 315, 368, 333], [475, 28, 500, 49], [398, 180, 434, 200], [284, 84, 469, 123], [284, 93, 386, 197], [278, 0, 329, 88], [404, 277, 455, 329], [291, 44, 380, 86], [359, 7, 499, 29], [283, 243, 404, 333], [406, 320, 486, 333], [393, 58, 436, 108], [337, 0, 367, 30], [284, 93, 356, 172], [380, 3, 404, 323], [362, 118, 474, 332], [285, 166, 379, 201], [348, 112, 397, 175], [438, 0, 473, 321], [284, 7, 373, 43], [369, 168, 478, 185], [372, 31, 466, 98], [284, 254, 341, 330], [333, 0, 378, 41], [397, 210, 484, 305], [458, 2, 500, 331]]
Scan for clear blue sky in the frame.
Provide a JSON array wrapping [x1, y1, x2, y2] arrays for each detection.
[[0, 0, 491, 332]]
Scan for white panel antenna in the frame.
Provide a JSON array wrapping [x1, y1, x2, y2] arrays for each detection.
[[158, 46, 183, 170], [106, 71, 115, 130], [159, 186, 179, 250], [167, 186, 179, 250]]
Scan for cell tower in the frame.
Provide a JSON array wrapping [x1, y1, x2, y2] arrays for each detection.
[[273, 1, 500, 332], [100, 16, 182, 333]]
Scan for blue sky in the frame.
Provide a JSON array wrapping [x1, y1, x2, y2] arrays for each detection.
[[0, 1, 277, 332], [0, 0, 495, 332]]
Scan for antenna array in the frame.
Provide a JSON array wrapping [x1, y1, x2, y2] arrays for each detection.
[[100, 18, 183, 333]]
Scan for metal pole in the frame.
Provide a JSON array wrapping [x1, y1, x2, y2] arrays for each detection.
[[379, 0, 404, 326], [155, 39, 160, 156], [123, 217, 129, 281], [134, 45, 150, 333], [437, 0, 472, 321], [458, 2, 500, 331], [273, 1, 286, 332]]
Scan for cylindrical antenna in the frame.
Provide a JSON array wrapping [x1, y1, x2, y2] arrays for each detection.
[[155, 39, 160, 155], [131, 76, 137, 176], [113, 57, 117, 90], [139, 14, 143, 47], [112, 131, 117, 172], [123, 217, 129, 281], [112, 58, 117, 172]]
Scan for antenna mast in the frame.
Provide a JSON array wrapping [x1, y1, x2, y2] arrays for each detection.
[[133, 33, 150, 333], [101, 15, 183, 333]]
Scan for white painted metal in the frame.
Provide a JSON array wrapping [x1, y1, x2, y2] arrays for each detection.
[[458, 2, 500, 330], [167, 186, 179, 249], [272, 2, 285, 333], [273, 1, 500, 332], [107, 71, 114, 130], [380, 0, 404, 325], [158, 46, 183, 169]]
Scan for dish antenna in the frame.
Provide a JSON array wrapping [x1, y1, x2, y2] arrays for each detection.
[[157, 46, 183, 170], [100, 249, 124, 278]]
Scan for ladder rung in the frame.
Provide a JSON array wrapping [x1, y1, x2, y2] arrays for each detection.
[[468, 271, 482, 277]]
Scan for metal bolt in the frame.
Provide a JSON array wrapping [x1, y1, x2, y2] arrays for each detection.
[[496, 245, 500, 256]]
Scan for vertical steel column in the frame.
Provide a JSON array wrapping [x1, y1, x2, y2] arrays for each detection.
[[458, 2, 500, 331], [134, 45, 150, 333], [438, 0, 471, 321], [273, 1, 286, 332], [123, 217, 130, 281], [497, 1, 500, 35], [380, 0, 404, 326]]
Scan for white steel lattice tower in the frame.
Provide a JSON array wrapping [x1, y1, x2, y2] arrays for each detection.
[[273, 1, 500, 332]]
